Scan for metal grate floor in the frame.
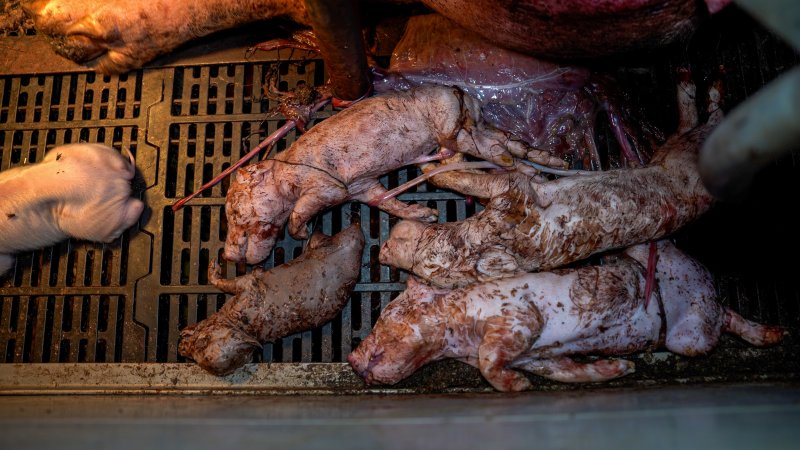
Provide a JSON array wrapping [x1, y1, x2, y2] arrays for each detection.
[[0, 7, 799, 392], [0, 47, 481, 367]]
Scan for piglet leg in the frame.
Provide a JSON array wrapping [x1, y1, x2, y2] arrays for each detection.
[[461, 126, 569, 173], [359, 181, 438, 222], [723, 308, 785, 347], [477, 317, 537, 392], [513, 356, 635, 383], [287, 185, 349, 239], [208, 259, 265, 295]]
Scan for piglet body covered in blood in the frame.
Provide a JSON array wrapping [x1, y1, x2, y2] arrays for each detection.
[[380, 124, 714, 288], [350, 241, 783, 391], [0, 143, 144, 277], [224, 84, 557, 265], [179, 224, 364, 376]]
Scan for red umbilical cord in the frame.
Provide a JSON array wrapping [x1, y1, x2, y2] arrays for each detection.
[[369, 161, 503, 206], [643, 241, 658, 308], [171, 97, 332, 212]]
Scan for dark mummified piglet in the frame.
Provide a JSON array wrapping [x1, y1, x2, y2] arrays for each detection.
[[179, 224, 364, 376], [351, 241, 784, 392], [224, 84, 561, 265]]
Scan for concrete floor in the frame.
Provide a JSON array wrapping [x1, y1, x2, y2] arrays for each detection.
[[0, 383, 798, 450]]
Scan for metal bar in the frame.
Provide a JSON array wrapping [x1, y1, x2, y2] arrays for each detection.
[[0, 362, 367, 394], [734, 0, 800, 51], [699, 67, 800, 198]]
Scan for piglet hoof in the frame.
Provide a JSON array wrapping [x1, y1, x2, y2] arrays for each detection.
[[399, 204, 439, 223], [495, 372, 532, 392], [509, 375, 533, 392], [208, 259, 241, 295], [614, 359, 636, 378], [208, 259, 223, 282], [526, 150, 569, 169], [290, 225, 309, 240], [584, 359, 636, 382]]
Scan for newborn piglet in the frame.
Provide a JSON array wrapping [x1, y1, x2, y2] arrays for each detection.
[[380, 122, 714, 288], [350, 241, 783, 392], [380, 68, 718, 288], [0, 143, 144, 277], [179, 224, 364, 376], [224, 84, 561, 265]]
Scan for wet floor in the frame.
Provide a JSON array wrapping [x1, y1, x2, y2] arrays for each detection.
[[0, 382, 798, 450]]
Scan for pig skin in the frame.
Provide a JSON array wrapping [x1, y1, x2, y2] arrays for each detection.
[[25, 0, 728, 74], [349, 241, 783, 392], [379, 123, 715, 288], [24, 0, 309, 74], [223, 84, 560, 265], [0, 143, 144, 277], [422, 0, 728, 60], [178, 224, 364, 376]]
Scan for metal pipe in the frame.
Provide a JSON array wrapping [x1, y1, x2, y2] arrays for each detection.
[[698, 1, 800, 199], [303, 0, 371, 101], [733, 0, 800, 50], [699, 66, 800, 199]]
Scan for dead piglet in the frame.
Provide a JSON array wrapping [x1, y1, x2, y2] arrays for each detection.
[[623, 241, 785, 353], [24, 0, 309, 74], [380, 72, 720, 288], [380, 124, 715, 288], [348, 263, 648, 392], [224, 84, 554, 264], [351, 242, 783, 392], [0, 143, 144, 277], [179, 224, 364, 376]]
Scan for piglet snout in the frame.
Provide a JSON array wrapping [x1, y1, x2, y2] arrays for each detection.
[[348, 347, 378, 384], [223, 239, 246, 263], [348, 342, 388, 385]]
